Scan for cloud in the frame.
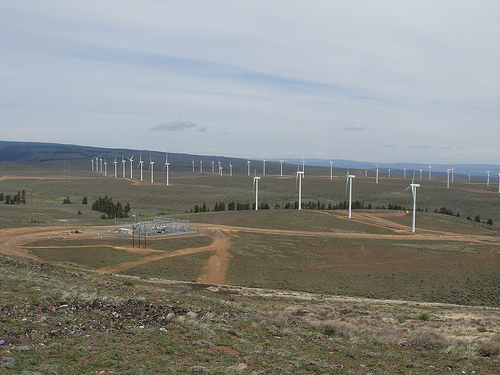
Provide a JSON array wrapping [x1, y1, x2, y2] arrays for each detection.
[[344, 126, 366, 131], [439, 145, 466, 151], [409, 145, 434, 149], [150, 118, 203, 132], [383, 144, 397, 148]]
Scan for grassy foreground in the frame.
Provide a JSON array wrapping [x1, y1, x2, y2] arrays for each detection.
[[1, 255, 499, 374]]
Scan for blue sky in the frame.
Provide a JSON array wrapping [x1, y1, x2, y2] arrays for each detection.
[[1, 0, 499, 164]]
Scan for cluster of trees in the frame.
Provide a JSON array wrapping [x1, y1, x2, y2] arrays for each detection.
[[283, 200, 370, 210], [466, 214, 493, 225], [434, 206, 458, 216], [190, 201, 255, 213], [1, 190, 26, 204], [91, 196, 130, 219]]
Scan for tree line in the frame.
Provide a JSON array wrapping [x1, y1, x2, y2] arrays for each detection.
[[1, 190, 26, 204], [92, 196, 131, 219]]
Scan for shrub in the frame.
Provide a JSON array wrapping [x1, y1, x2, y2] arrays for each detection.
[[418, 313, 430, 321], [123, 279, 135, 287]]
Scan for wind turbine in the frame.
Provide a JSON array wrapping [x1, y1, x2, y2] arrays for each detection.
[[404, 174, 420, 233], [149, 156, 154, 183], [104, 159, 107, 176], [419, 169, 423, 179], [192, 159, 195, 173], [212, 160, 214, 173], [446, 168, 450, 188], [121, 155, 126, 177], [388, 168, 391, 178], [364, 170, 368, 177], [375, 163, 379, 184], [113, 157, 117, 178], [200, 160, 203, 173], [162, 154, 170, 186], [346, 171, 355, 219], [330, 160, 333, 180], [487, 171, 490, 186], [403, 168, 406, 179], [139, 154, 144, 182], [468, 175, 471, 182], [128, 154, 134, 179], [253, 175, 260, 210], [219, 164, 223, 176], [263, 159, 266, 176], [451, 167, 454, 182], [99, 156, 103, 172], [247, 159, 251, 176], [428, 166, 432, 180], [280, 159, 284, 177], [91, 158, 94, 171], [302, 158, 305, 177], [296, 171, 304, 210], [229, 161, 233, 176]]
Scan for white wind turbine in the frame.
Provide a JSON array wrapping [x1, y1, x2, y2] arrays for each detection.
[[403, 168, 406, 179], [99, 155, 103, 172], [302, 158, 305, 177], [346, 171, 355, 219], [296, 170, 304, 210], [104, 159, 107, 176], [428, 165, 432, 180], [263, 159, 266, 176], [200, 160, 203, 173], [330, 160, 333, 180], [163, 154, 170, 186], [212, 160, 214, 173], [468, 174, 471, 182], [419, 169, 423, 179], [247, 159, 251, 176], [375, 163, 379, 184], [229, 161, 233, 176], [487, 171, 490, 186], [364, 170, 368, 177], [280, 159, 284, 177], [404, 173, 420, 233], [91, 158, 94, 171], [139, 154, 144, 182], [451, 167, 455, 182], [446, 168, 450, 188], [121, 155, 126, 177], [388, 168, 391, 178], [253, 175, 260, 210], [192, 159, 195, 173], [218, 159, 221, 175], [149, 156, 154, 183], [113, 157, 117, 178], [128, 154, 134, 179]]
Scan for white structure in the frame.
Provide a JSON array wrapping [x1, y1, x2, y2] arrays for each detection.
[[263, 159, 266, 176], [446, 169, 450, 188], [229, 161, 233, 176], [91, 158, 94, 171], [192, 159, 195, 173], [451, 167, 454, 182], [330, 160, 333, 180], [487, 171, 490, 186], [419, 169, 423, 179], [388, 168, 391, 178], [428, 165, 432, 180], [128, 154, 134, 179], [253, 176, 260, 210], [346, 173, 355, 219], [280, 159, 284, 177], [104, 159, 107, 176], [296, 171, 304, 210], [121, 156, 126, 178], [247, 159, 251, 176], [375, 163, 379, 184], [113, 157, 117, 178], [163, 154, 170, 186], [139, 154, 144, 182], [149, 156, 154, 183], [403, 168, 406, 179], [212, 160, 214, 173], [200, 160, 203, 173], [219, 165, 223, 176], [405, 181, 420, 233]]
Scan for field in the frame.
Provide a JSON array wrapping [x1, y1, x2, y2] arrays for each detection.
[[1, 160, 499, 373]]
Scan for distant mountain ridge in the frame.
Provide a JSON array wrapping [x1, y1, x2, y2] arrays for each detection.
[[0, 140, 497, 178]]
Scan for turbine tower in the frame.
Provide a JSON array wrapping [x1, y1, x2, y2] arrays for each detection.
[[346, 172, 355, 219], [253, 176, 260, 210], [192, 159, 195, 173], [113, 157, 117, 178], [296, 171, 304, 210], [330, 160, 333, 180], [99, 156, 103, 172], [451, 167, 455, 182], [405, 178, 420, 233], [104, 159, 107, 177], [139, 154, 144, 182], [219, 165, 223, 176], [200, 160, 203, 173], [263, 159, 266, 176], [403, 168, 406, 179], [121, 156, 126, 178], [487, 171, 490, 186], [91, 158, 94, 171], [163, 154, 170, 186], [149, 156, 154, 183], [212, 160, 214, 173], [128, 154, 134, 179], [247, 159, 251, 176], [419, 169, 423, 179], [446, 168, 450, 188], [280, 159, 284, 177], [375, 163, 379, 184], [428, 166, 432, 180], [388, 168, 391, 178], [229, 161, 233, 176]]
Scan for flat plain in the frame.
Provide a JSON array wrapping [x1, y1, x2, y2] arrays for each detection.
[[1, 160, 499, 373]]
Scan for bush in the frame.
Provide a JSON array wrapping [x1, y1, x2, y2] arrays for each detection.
[[418, 313, 430, 321], [123, 279, 135, 287]]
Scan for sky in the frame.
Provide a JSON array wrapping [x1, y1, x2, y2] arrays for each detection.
[[1, 0, 499, 164]]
